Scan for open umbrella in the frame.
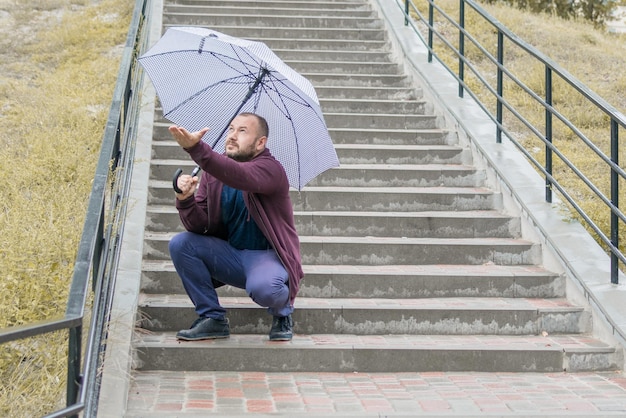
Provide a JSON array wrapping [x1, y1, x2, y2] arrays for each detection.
[[138, 26, 339, 191]]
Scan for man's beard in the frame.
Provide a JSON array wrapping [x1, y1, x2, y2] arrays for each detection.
[[226, 140, 258, 162]]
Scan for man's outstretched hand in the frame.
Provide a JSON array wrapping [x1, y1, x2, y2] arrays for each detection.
[[169, 125, 210, 149]]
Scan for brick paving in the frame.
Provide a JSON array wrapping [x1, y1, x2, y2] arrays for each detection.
[[126, 370, 626, 416]]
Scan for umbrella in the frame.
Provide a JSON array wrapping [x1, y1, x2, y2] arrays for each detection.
[[138, 26, 339, 190]]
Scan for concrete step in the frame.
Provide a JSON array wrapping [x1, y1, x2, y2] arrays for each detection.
[[273, 49, 393, 63], [141, 262, 565, 299], [149, 161, 484, 187], [163, 13, 382, 30], [290, 186, 499, 211], [151, 124, 450, 145], [315, 85, 420, 100], [285, 60, 400, 75], [323, 113, 438, 129], [138, 295, 589, 335], [146, 183, 498, 209], [333, 144, 468, 164], [145, 207, 519, 238], [320, 99, 427, 114], [164, 4, 377, 17], [154, 110, 435, 131], [327, 128, 451, 145], [294, 210, 517, 237], [306, 164, 485, 187], [301, 236, 540, 265], [300, 72, 411, 87], [163, 24, 386, 41], [133, 332, 618, 373], [143, 233, 541, 265], [150, 142, 466, 164], [163, 14, 384, 30], [253, 37, 389, 51], [170, 0, 371, 7], [155, 97, 428, 118]]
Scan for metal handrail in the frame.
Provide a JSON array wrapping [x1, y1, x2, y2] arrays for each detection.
[[0, 0, 150, 416], [397, 0, 626, 283]]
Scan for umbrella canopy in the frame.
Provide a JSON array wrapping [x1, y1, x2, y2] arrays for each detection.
[[138, 26, 339, 190]]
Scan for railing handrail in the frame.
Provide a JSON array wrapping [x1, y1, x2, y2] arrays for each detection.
[[465, 2, 626, 124], [401, 0, 626, 126], [0, 0, 150, 416], [396, 0, 626, 284], [391, 0, 626, 344]]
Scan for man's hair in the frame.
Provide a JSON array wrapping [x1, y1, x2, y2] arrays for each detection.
[[239, 112, 269, 139]]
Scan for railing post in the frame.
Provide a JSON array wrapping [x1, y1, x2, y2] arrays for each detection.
[[405, 0, 409, 25], [458, 0, 465, 98], [545, 67, 553, 203], [496, 30, 503, 143], [428, 0, 434, 62], [611, 119, 619, 284], [66, 325, 82, 418]]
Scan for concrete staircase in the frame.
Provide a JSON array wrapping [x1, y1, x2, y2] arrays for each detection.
[[134, 0, 618, 381]]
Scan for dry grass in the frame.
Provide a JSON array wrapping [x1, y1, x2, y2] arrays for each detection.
[[0, 0, 131, 416]]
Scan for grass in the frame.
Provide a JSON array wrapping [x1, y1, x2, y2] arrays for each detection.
[[0, 0, 132, 416], [0, 0, 625, 416]]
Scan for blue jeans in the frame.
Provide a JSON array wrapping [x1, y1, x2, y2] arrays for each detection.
[[168, 232, 293, 320]]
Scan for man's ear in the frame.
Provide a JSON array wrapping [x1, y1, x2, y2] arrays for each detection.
[[256, 135, 267, 151]]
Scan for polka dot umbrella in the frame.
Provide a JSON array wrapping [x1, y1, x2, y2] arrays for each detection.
[[138, 26, 339, 191]]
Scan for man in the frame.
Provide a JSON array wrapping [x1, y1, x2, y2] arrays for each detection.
[[167, 112, 303, 342]]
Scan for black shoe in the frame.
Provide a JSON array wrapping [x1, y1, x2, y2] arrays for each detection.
[[269, 314, 293, 341], [176, 317, 230, 341]]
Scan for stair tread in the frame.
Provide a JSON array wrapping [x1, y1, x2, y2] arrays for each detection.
[[147, 181, 492, 193], [167, 6, 373, 13], [151, 160, 476, 171], [144, 231, 529, 244], [147, 205, 511, 218], [154, 121, 448, 132], [138, 294, 581, 311], [142, 260, 557, 277], [165, 24, 382, 32], [152, 142, 457, 149], [135, 332, 613, 353]]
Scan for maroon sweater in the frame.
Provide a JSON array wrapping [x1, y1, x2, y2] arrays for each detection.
[[175, 140, 304, 305]]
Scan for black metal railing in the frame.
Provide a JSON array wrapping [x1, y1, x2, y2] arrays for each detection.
[[395, 0, 626, 284], [0, 0, 150, 416]]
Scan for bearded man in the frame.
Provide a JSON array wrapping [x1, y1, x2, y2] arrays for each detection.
[[167, 113, 303, 342]]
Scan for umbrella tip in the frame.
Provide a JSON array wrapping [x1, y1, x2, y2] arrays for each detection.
[[199, 33, 219, 53]]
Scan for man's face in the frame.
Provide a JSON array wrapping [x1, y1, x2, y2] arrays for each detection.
[[225, 115, 265, 162]]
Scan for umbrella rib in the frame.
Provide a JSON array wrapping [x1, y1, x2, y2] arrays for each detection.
[[224, 45, 266, 82], [145, 49, 264, 81], [261, 74, 323, 189], [165, 48, 268, 119], [261, 74, 326, 124], [264, 75, 318, 108], [164, 75, 253, 119]]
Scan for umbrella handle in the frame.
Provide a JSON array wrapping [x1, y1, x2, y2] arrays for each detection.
[[173, 168, 184, 193], [172, 166, 202, 193]]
